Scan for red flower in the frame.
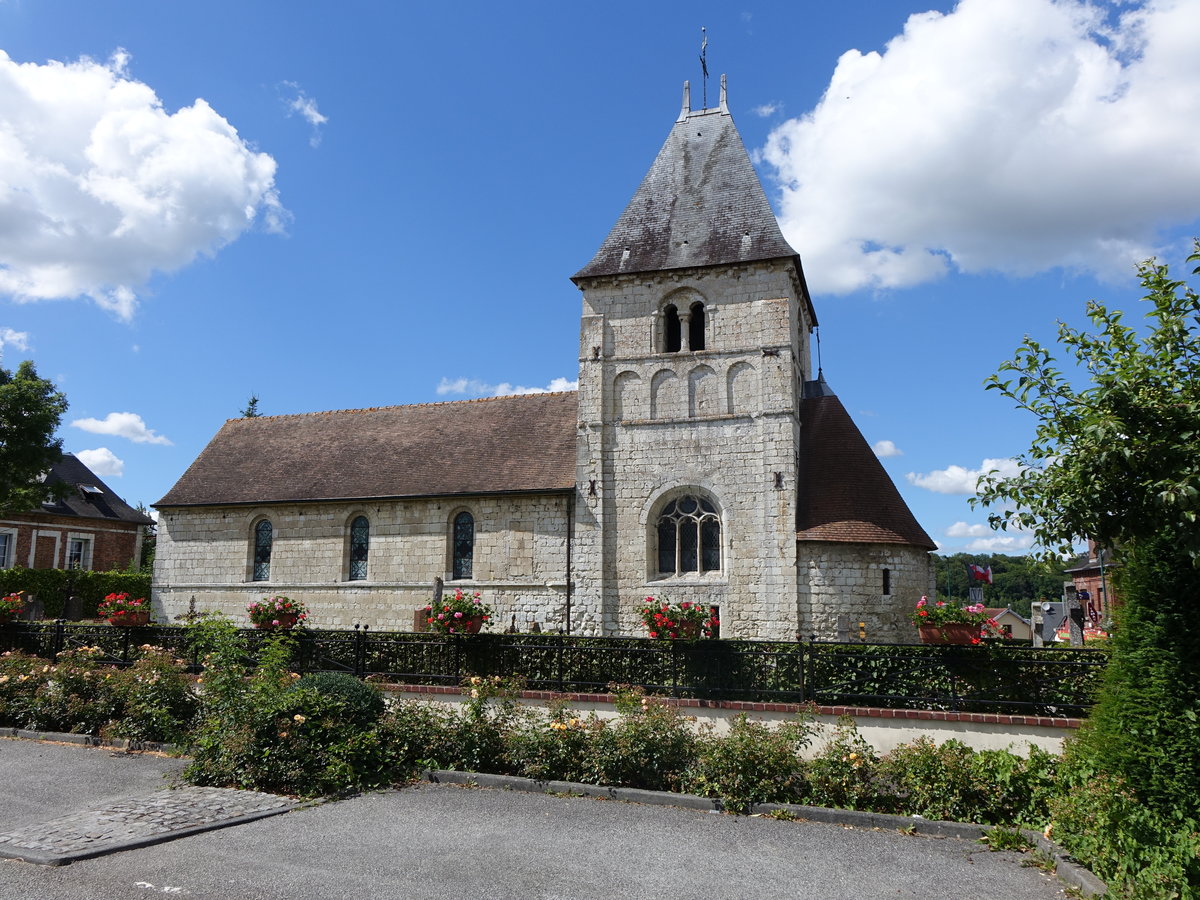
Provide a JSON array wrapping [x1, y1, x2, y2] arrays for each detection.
[[649, 631, 658, 639]]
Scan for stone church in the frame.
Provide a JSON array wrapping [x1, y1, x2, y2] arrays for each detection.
[[154, 79, 935, 641]]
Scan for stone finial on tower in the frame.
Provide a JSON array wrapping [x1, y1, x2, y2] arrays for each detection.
[[678, 80, 691, 122], [719, 73, 728, 113]]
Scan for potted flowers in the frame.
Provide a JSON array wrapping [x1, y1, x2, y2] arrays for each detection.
[[423, 589, 493, 634], [247, 596, 308, 630], [639, 597, 718, 640], [98, 592, 151, 627], [0, 591, 24, 625], [909, 596, 997, 644]]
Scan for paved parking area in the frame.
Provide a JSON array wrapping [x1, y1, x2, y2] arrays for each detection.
[[0, 739, 1070, 900]]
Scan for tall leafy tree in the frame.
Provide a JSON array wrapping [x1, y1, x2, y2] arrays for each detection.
[[0, 361, 69, 515], [974, 244, 1200, 890]]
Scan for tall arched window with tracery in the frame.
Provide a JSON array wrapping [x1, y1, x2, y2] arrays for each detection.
[[452, 511, 474, 580], [252, 519, 273, 582], [349, 516, 369, 581], [656, 494, 721, 576]]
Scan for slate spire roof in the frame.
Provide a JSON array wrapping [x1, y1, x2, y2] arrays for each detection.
[[574, 79, 805, 283]]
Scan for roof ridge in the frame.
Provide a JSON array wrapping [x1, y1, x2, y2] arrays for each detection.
[[222, 390, 579, 424]]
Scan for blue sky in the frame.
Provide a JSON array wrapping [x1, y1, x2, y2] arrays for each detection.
[[2, 0, 1198, 555]]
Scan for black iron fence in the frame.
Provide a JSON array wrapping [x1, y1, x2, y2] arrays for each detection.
[[0, 622, 1106, 717]]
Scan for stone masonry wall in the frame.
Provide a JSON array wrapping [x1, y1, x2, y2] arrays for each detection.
[[153, 494, 572, 630], [574, 259, 813, 640], [797, 541, 936, 643]]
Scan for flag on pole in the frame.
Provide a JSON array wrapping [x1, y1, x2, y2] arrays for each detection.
[[699, 28, 709, 80], [967, 564, 993, 584]]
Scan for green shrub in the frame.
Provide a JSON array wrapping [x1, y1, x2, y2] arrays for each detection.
[[1049, 773, 1200, 899], [589, 687, 696, 792], [804, 717, 879, 810], [0, 649, 45, 727], [379, 700, 460, 775], [506, 700, 602, 783], [106, 646, 197, 744], [685, 713, 813, 813], [29, 646, 121, 734], [293, 672, 384, 729]]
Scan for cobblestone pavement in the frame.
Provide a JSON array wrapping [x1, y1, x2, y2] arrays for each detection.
[[0, 786, 298, 866]]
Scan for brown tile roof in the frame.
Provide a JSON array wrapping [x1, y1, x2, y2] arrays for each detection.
[[796, 388, 936, 550], [155, 393, 578, 508]]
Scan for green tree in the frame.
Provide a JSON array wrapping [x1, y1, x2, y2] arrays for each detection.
[[0, 361, 69, 515], [240, 394, 260, 418], [974, 243, 1200, 893]]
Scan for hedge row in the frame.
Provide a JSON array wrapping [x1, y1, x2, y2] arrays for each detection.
[[0, 568, 151, 619]]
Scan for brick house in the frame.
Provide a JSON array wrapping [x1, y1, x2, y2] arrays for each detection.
[[0, 454, 154, 572], [154, 78, 935, 639]]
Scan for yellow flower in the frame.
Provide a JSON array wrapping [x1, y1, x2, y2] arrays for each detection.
[[293, 714, 306, 724], [470, 689, 480, 699], [849, 752, 858, 760], [470, 676, 482, 686]]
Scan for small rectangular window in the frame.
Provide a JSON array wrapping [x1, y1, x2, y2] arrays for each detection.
[[66, 537, 92, 570], [882, 568, 891, 596], [0, 533, 11, 569]]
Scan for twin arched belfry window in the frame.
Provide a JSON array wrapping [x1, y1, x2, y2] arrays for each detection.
[[657, 495, 721, 576], [662, 301, 706, 353]]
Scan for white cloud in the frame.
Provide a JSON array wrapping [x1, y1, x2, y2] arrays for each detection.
[[945, 521, 994, 538], [282, 82, 327, 147], [71, 411, 172, 445], [906, 457, 1021, 494], [75, 447, 123, 477], [0, 49, 284, 320], [966, 534, 1036, 553], [872, 439, 902, 458], [436, 376, 579, 398], [761, 0, 1200, 295], [752, 102, 782, 117], [0, 327, 30, 356]]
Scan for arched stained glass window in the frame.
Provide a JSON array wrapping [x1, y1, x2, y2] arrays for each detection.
[[656, 495, 720, 576], [252, 519, 272, 582], [452, 511, 474, 580], [349, 516, 369, 581]]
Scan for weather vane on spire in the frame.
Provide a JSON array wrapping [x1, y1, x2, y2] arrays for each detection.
[[699, 27, 709, 108]]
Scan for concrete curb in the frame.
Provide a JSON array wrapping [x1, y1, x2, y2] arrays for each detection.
[[0, 726, 179, 755], [421, 769, 1107, 898]]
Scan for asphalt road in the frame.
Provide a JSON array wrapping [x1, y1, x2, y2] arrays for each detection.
[[0, 739, 1067, 900]]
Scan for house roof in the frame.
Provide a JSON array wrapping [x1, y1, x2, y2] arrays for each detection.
[[155, 392, 578, 508], [572, 97, 808, 294], [984, 607, 1030, 625], [796, 382, 936, 550], [34, 454, 154, 525]]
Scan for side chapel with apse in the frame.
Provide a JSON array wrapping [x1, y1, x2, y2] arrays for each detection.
[[153, 78, 935, 641]]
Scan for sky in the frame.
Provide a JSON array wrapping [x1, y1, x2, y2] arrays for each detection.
[[2, 0, 1198, 556]]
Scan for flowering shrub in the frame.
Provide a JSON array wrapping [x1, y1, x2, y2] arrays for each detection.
[[0, 591, 24, 621], [97, 592, 149, 622], [246, 596, 308, 628], [685, 713, 815, 813], [909, 596, 997, 643], [639, 597, 718, 640], [423, 589, 493, 634]]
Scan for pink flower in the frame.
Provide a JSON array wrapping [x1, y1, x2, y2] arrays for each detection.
[[272, 619, 281, 626], [454, 611, 463, 619], [916, 597, 927, 608]]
